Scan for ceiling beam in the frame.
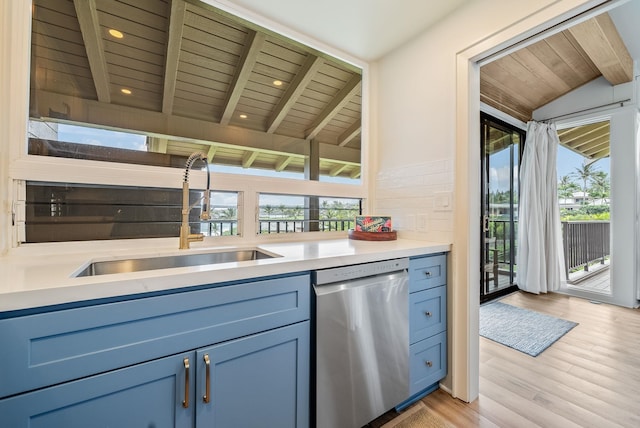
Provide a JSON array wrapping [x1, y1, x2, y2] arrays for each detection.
[[275, 155, 294, 172], [148, 137, 168, 153], [338, 120, 361, 147], [207, 145, 217, 162], [581, 140, 609, 156], [306, 74, 361, 140], [577, 135, 609, 155], [242, 151, 258, 168], [266, 55, 324, 133], [329, 164, 348, 177], [569, 133, 609, 151], [73, 0, 111, 103], [220, 31, 265, 125], [350, 168, 361, 179], [589, 147, 610, 160], [35, 90, 362, 164], [162, 0, 187, 114], [557, 123, 608, 142], [567, 13, 633, 85]]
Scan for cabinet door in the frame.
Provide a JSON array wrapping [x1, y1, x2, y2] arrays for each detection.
[[196, 321, 309, 428], [0, 352, 195, 428]]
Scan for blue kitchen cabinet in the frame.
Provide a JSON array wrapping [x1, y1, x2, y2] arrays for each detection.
[[397, 253, 447, 409], [196, 321, 309, 428], [0, 351, 195, 428], [0, 274, 310, 427]]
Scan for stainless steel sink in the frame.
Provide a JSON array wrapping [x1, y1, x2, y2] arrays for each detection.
[[74, 249, 280, 277]]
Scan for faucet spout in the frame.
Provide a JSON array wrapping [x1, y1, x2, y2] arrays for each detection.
[[179, 152, 211, 249]]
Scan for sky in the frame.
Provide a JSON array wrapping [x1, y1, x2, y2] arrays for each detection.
[[556, 144, 610, 179], [489, 143, 610, 193]]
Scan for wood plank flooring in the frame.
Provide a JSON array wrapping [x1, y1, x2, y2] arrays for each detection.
[[390, 291, 639, 427]]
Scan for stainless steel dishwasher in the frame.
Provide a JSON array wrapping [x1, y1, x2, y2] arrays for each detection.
[[313, 258, 409, 428]]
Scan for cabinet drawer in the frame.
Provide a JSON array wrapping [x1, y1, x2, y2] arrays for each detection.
[[0, 273, 310, 399], [409, 254, 446, 292], [409, 331, 447, 396], [409, 286, 446, 344]]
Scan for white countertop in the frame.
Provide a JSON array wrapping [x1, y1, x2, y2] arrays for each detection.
[[0, 238, 450, 313]]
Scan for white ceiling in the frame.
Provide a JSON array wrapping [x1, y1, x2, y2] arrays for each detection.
[[222, 0, 640, 65], [220, 0, 474, 60]]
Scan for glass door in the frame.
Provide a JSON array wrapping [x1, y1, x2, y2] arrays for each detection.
[[480, 114, 522, 302]]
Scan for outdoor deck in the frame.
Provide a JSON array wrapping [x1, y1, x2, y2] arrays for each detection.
[[569, 265, 611, 293], [489, 266, 611, 295]]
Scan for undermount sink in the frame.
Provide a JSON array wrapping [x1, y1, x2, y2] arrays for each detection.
[[74, 249, 280, 277]]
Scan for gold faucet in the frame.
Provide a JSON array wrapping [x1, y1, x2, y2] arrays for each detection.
[[179, 152, 211, 249]]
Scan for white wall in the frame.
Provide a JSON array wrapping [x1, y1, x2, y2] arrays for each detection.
[[372, 0, 604, 402], [534, 78, 638, 308]]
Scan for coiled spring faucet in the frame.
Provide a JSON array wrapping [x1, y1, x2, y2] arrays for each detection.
[[180, 152, 211, 249]]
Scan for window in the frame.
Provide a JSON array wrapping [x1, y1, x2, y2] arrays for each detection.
[[10, 0, 368, 245], [258, 194, 361, 234], [25, 182, 239, 243]]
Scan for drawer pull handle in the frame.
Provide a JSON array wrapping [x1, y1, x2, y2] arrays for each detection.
[[182, 358, 190, 408], [203, 354, 211, 403], [425, 311, 433, 317], [425, 271, 432, 278], [426, 361, 433, 367]]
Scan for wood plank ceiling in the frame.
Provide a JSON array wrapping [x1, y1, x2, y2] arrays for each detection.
[[480, 12, 633, 162], [30, 0, 363, 179]]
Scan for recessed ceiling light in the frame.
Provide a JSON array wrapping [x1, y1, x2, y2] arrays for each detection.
[[239, 114, 248, 119], [120, 88, 132, 95], [273, 80, 283, 86], [109, 29, 124, 39]]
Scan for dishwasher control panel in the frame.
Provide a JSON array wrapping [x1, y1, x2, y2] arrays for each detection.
[[314, 258, 409, 285]]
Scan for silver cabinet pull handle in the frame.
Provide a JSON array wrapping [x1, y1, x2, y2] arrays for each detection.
[[425, 361, 433, 367], [425, 311, 432, 317], [182, 358, 190, 408], [425, 271, 432, 277], [203, 354, 211, 403]]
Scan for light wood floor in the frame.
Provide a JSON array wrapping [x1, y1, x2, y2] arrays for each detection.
[[408, 291, 639, 427]]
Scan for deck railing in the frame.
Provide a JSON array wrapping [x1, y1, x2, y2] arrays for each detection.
[[258, 218, 354, 234], [487, 219, 610, 279], [487, 219, 515, 266], [202, 218, 355, 235], [562, 221, 610, 275]]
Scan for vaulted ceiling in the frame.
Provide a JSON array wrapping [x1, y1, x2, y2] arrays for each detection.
[[480, 11, 634, 162], [30, 0, 363, 178]]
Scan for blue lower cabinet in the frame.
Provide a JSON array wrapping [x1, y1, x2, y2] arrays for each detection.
[[0, 274, 311, 428], [0, 321, 310, 428], [196, 321, 309, 428], [397, 254, 448, 410], [0, 352, 195, 428]]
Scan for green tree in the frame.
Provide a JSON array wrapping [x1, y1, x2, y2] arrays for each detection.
[[262, 204, 275, 219], [589, 171, 610, 205], [571, 162, 598, 206], [557, 175, 580, 199]]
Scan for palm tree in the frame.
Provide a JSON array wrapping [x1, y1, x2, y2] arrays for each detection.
[[262, 204, 275, 219], [589, 171, 610, 205], [557, 175, 580, 200], [571, 162, 597, 205]]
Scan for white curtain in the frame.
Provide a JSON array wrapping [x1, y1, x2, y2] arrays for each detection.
[[516, 121, 566, 293]]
